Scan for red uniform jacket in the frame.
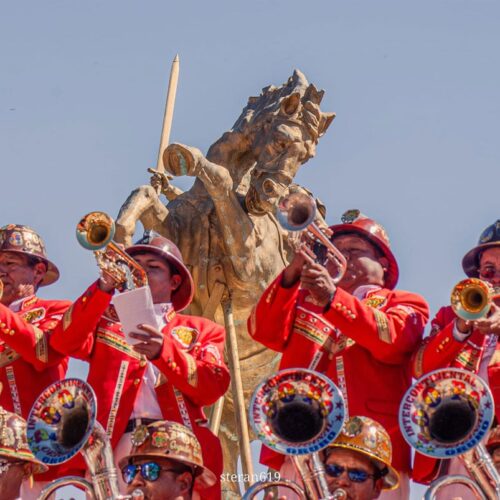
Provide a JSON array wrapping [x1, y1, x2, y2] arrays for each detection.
[[0, 295, 71, 480], [411, 305, 500, 483], [50, 282, 230, 498], [248, 273, 429, 474]]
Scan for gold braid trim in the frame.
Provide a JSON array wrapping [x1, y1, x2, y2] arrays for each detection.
[[373, 309, 392, 344], [183, 352, 198, 387], [34, 326, 48, 363]]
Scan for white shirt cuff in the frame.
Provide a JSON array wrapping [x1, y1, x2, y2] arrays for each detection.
[[453, 319, 472, 342]]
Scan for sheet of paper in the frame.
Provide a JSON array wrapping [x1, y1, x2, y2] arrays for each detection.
[[112, 286, 159, 345]]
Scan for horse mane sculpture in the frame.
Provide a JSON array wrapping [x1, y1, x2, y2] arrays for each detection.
[[115, 69, 334, 498]]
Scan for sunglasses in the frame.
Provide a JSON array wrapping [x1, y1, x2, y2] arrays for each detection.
[[479, 266, 500, 280], [325, 463, 378, 483], [122, 461, 188, 484]]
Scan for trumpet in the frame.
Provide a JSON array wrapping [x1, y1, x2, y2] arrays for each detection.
[[399, 367, 500, 499], [76, 211, 147, 290], [451, 277, 500, 321], [276, 192, 347, 283], [243, 368, 346, 499], [27, 378, 143, 500]]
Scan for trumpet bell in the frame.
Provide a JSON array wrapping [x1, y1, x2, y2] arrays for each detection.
[[451, 278, 492, 321], [399, 368, 494, 459], [76, 211, 115, 251], [249, 368, 345, 455], [276, 192, 316, 231], [27, 379, 96, 465]]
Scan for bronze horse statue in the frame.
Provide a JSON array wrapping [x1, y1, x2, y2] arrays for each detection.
[[115, 69, 334, 497]]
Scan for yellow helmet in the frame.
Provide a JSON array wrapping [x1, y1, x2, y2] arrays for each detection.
[[327, 416, 399, 490]]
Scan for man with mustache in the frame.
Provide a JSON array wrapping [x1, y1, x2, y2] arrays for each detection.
[[248, 210, 429, 499], [50, 233, 230, 499], [411, 220, 500, 499], [324, 416, 399, 500], [119, 420, 216, 500], [0, 225, 71, 498]]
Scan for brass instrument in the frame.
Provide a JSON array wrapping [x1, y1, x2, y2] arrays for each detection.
[[276, 192, 347, 283], [399, 367, 500, 499], [0, 278, 3, 301], [243, 368, 346, 499], [451, 277, 500, 321], [76, 211, 147, 290], [27, 378, 144, 500]]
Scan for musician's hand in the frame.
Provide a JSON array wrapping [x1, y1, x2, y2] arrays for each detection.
[[474, 303, 500, 336], [130, 324, 165, 359], [282, 243, 315, 287], [98, 273, 119, 294], [300, 254, 336, 308], [455, 318, 473, 335]]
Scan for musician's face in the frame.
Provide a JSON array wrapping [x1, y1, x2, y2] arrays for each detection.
[[133, 253, 181, 304], [330, 235, 387, 293], [491, 447, 500, 473], [324, 448, 382, 500], [125, 457, 194, 500], [0, 458, 29, 500], [478, 247, 500, 287], [0, 252, 46, 306]]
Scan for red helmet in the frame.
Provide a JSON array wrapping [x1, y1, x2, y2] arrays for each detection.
[[328, 210, 399, 290], [126, 232, 194, 312], [0, 224, 59, 286], [462, 220, 500, 277]]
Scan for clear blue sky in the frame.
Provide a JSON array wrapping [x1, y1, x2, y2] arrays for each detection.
[[2, 2, 499, 498]]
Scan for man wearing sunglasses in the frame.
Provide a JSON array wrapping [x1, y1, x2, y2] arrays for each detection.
[[0, 404, 48, 500], [249, 211, 428, 499], [50, 233, 230, 499], [411, 220, 500, 498], [118, 420, 216, 500], [324, 416, 399, 500]]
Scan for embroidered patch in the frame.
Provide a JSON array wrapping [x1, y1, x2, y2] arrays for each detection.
[[343, 416, 363, 437], [200, 344, 222, 365], [0, 346, 20, 367], [20, 307, 46, 324], [151, 431, 169, 448], [364, 295, 387, 309], [170, 326, 199, 350], [131, 425, 149, 447]]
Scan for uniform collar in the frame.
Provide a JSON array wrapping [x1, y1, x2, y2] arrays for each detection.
[[352, 284, 382, 300], [9, 295, 37, 312], [154, 302, 176, 322]]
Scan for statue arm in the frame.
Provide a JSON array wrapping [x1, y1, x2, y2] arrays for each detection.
[[115, 185, 169, 246], [164, 143, 256, 279]]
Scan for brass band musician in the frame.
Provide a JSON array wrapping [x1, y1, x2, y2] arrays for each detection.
[[324, 416, 399, 500], [248, 210, 429, 499], [0, 225, 71, 498], [411, 219, 500, 498], [118, 420, 216, 500]]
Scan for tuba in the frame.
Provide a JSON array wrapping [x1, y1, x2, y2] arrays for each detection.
[[76, 211, 147, 291], [399, 368, 500, 499], [276, 192, 347, 283], [243, 368, 347, 500], [27, 378, 143, 500], [451, 277, 500, 321]]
